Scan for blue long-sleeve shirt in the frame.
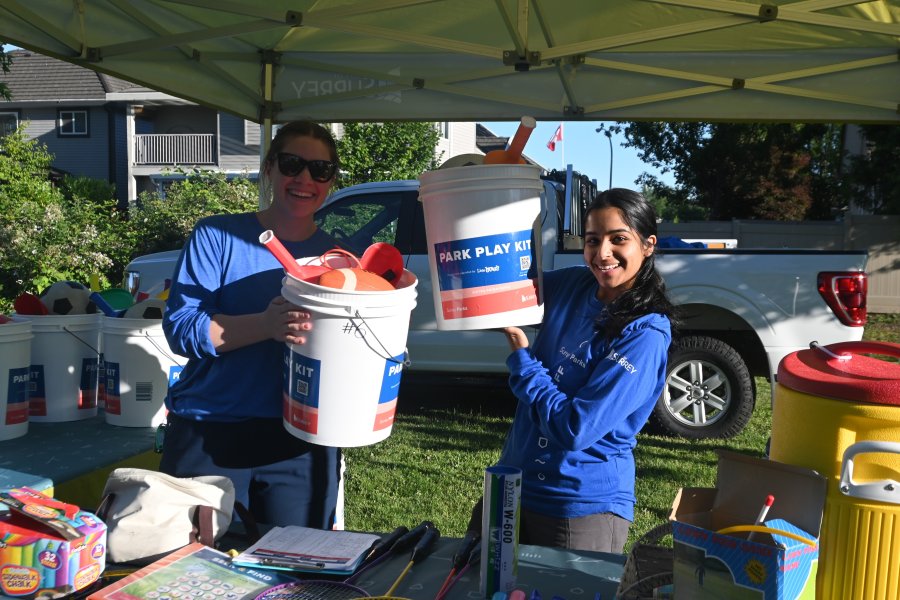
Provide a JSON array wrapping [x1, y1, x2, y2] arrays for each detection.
[[163, 212, 340, 421], [499, 266, 671, 521]]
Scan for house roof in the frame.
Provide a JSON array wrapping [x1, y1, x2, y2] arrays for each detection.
[[0, 49, 154, 103]]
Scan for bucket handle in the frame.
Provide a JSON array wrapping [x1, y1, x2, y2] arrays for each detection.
[[63, 325, 101, 357], [810, 340, 900, 364], [839, 440, 900, 505], [346, 311, 411, 367], [142, 331, 187, 367]]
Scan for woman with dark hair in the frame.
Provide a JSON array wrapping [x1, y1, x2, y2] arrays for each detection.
[[471, 188, 676, 553], [160, 121, 343, 528]]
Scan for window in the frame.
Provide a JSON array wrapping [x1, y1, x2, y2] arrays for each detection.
[[315, 192, 403, 256], [0, 111, 18, 136], [58, 109, 89, 137]]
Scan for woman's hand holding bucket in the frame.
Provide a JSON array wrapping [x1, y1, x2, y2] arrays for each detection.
[[499, 326, 529, 352], [265, 296, 313, 345]]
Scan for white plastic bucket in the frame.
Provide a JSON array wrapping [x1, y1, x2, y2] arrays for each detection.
[[280, 267, 418, 447], [418, 164, 544, 331], [101, 317, 184, 428], [0, 317, 32, 441], [27, 313, 101, 422]]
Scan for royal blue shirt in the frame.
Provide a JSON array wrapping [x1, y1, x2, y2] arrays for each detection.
[[163, 212, 340, 421], [499, 266, 671, 521]]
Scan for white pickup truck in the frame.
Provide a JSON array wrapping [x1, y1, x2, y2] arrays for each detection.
[[125, 169, 868, 439]]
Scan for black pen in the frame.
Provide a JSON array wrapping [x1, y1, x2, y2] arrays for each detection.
[[258, 557, 327, 569]]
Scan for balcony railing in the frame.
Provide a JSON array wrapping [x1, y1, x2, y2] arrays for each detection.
[[134, 133, 217, 165]]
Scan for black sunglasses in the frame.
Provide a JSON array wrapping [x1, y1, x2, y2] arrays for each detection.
[[276, 152, 337, 182]]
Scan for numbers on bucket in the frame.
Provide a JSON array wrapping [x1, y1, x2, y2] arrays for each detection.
[[341, 320, 366, 338]]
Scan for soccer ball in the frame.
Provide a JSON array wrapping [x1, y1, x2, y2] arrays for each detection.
[[40, 281, 95, 315], [124, 298, 166, 320]]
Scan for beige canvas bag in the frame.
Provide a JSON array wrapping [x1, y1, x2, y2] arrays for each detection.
[[97, 468, 236, 565]]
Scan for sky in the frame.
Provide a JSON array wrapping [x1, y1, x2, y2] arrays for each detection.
[[480, 121, 675, 191]]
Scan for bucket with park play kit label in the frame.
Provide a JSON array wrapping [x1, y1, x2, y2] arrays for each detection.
[[0, 317, 32, 441], [417, 163, 544, 331], [280, 255, 418, 448], [101, 317, 184, 427], [27, 313, 101, 422]]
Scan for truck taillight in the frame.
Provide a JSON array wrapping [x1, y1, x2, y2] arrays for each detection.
[[818, 272, 867, 327]]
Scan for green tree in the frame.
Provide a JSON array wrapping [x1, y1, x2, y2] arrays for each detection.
[[0, 44, 10, 100], [846, 125, 900, 215], [335, 122, 442, 188], [0, 125, 128, 304], [616, 122, 846, 221], [128, 169, 258, 257]]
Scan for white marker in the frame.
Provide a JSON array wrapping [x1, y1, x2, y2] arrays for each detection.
[[748, 494, 775, 541]]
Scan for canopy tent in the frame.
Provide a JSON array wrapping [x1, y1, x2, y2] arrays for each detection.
[[0, 0, 897, 133]]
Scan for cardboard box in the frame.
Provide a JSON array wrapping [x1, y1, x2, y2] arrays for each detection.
[[0, 487, 106, 599], [669, 451, 826, 600]]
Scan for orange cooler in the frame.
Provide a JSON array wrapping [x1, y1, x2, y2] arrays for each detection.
[[770, 341, 900, 600]]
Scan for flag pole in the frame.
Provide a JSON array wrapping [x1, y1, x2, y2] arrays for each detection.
[[560, 124, 564, 170]]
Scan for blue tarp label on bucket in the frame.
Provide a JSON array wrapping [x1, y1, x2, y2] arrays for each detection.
[[375, 355, 405, 432], [80, 357, 100, 409], [283, 347, 322, 434], [5, 367, 30, 425], [28, 365, 46, 417], [168, 365, 183, 388], [102, 360, 121, 414], [433, 230, 539, 320]]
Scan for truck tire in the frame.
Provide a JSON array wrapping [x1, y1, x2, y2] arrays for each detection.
[[649, 335, 754, 439]]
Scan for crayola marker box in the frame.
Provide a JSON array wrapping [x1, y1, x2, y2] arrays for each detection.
[[480, 464, 521, 596], [0, 487, 106, 598]]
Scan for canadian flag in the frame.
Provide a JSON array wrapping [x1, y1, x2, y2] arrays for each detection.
[[546, 124, 563, 151]]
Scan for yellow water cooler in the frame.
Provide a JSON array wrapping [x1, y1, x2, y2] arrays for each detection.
[[770, 341, 900, 600]]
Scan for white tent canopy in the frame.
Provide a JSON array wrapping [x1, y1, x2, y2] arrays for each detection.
[[1, 0, 897, 126]]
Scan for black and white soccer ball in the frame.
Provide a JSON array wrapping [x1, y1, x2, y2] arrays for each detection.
[[40, 281, 95, 315], [123, 297, 166, 320]]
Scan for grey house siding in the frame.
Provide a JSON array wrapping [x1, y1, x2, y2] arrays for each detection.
[[20, 106, 110, 181], [219, 113, 259, 174]]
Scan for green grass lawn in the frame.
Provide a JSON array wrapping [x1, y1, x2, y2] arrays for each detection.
[[343, 314, 898, 550]]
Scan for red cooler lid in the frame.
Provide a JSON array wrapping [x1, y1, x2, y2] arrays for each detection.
[[778, 341, 900, 406]]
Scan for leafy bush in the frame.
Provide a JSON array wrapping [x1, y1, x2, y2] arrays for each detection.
[[0, 128, 257, 313], [128, 169, 258, 257]]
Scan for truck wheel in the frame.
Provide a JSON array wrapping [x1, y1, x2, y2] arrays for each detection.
[[649, 335, 754, 439]]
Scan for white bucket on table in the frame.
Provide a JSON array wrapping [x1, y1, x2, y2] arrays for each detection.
[[28, 313, 101, 422], [418, 164, 544, 331], [0, 317, 32, 441], [280, 265, 418, 447], [101, 317, 183, 427]]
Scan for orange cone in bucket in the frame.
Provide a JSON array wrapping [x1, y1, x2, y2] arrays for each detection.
[[279, 258, 418, 447]]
